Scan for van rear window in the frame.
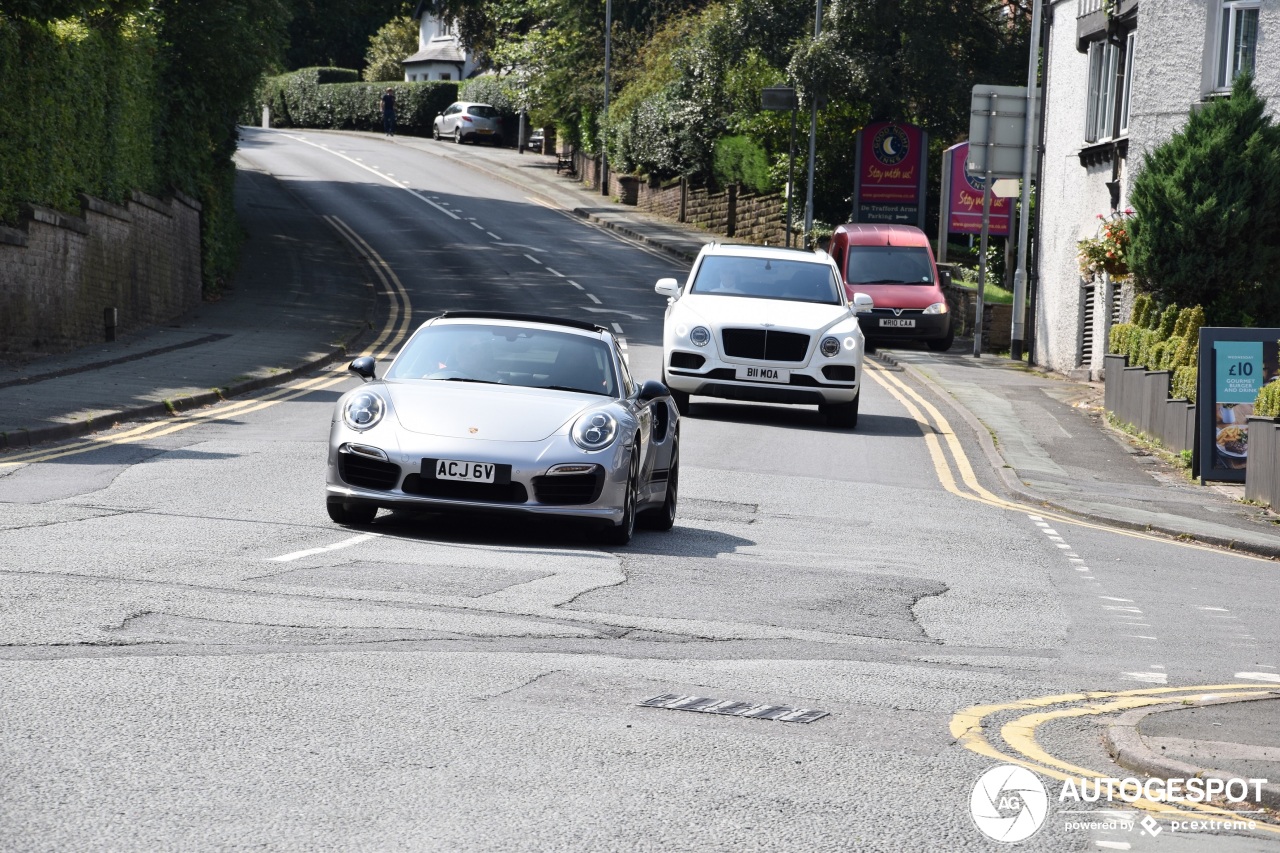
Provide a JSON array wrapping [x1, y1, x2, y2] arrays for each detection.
[[844, 246, 934, 285]]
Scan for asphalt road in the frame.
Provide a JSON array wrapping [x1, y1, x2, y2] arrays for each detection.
[[1, 130, 1277, 852]]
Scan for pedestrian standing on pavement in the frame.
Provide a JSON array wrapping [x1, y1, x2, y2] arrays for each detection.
[[381, 87, 397, 137]]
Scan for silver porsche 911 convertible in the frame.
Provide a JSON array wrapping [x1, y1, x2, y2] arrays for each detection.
[[325, 312, 680, 545]]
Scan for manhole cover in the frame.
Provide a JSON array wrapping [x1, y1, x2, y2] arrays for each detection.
[[639, 693, 828, 723]]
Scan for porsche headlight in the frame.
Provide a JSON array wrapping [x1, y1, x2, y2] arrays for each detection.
[[572, 410, 618, 451], [820, 336, 841, 357], [342, 391, 385, 431], [924, 301, 949, 315], [689, 326, 711, 347]]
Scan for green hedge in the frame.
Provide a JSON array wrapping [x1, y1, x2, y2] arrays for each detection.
[[0, 15, 161, 224], [1255, 378, 1280, 418], [1108, 299, 1205, 402], [250, 67, 458, 137], [2, 4, 289, 296]]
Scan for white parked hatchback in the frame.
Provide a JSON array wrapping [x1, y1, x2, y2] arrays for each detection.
[[656, 243, 873, 428], [432, 101, 504, 145]]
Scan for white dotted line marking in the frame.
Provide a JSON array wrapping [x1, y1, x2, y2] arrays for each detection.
[[567, 280, 585, 290], [545, 267, 565, 277], [586, 293, 602, 304], [1235, 672, 1280, 683], [524, 254, 543, 265]]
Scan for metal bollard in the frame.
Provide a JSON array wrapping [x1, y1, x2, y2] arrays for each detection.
[[104, 307, 117, 342]]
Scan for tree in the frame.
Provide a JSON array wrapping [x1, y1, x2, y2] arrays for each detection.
[[363, 15, 418, 81], [789, 0, 1029, 227], [285, 0, 411, 71], [1129, 73, 1280, 327]]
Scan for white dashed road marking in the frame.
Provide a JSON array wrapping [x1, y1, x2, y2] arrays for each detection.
[[269, 533, 378, 562]]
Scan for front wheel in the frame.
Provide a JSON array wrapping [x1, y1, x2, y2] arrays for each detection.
[[432, 124, 441, 141], [601, 452, 638, 546], [927, 321, 955, 352], [454, 127, 463, 144], [822, 393, 860, 429], [327, 498, 377, 526], [639, 440, 678, 531]]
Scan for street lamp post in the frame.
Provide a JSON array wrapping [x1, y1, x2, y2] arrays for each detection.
[[1010, 0, 1043, 361], [802, 0, 823, 247], [601, 0, 612, 197]]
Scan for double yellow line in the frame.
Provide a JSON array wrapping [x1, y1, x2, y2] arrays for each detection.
[[863, 361, 1254, 556], [953, 684, 1280, 831], [0, 217, 412, 468]]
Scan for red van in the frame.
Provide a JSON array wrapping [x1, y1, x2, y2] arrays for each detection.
[[829, 223, 954, 351]]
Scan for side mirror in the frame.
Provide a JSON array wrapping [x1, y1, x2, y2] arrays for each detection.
[[637, 379, 669, 402], [349, 356, 377, 381], [851, 293, 874, 314], [655, 278, 681, 299]]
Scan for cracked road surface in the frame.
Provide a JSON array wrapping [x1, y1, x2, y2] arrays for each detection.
[[2, 133, 1278, 851]]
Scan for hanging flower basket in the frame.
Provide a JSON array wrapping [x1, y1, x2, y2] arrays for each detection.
[[1077, 210, 1133, 280]]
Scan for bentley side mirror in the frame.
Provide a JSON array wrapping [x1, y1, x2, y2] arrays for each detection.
[[349, 356, 377, 381], [655, 278, 681, 299], [851, 293, 874, 314], [637, 379, 669, 402]]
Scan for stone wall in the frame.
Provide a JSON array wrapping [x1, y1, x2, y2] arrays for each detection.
[[627, 176, 785, 245], [0, 191, 201, 357], [572, 152, 787, 246]]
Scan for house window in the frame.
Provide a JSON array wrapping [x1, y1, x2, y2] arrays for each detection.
[[1085, 33, 1134, 143], [1085, 41, 1117, 142], [410, 74, 417, 82], [1217, 1, 1259, 89], [1119, 32, 1135, 134], [439, 73, 451, 80]]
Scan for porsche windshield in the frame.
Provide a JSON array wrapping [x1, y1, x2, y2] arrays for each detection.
[[387, 324, 617, 396], [689, 256, 842, 304], [844, 246, 935, 285]]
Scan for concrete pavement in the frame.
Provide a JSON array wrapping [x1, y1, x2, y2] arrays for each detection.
[[2, 127, 1278, 808]]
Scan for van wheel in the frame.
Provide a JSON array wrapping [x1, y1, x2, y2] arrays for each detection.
[[927, 323, 955, 352]]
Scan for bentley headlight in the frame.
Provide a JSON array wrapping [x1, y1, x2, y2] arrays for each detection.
[[572, 410, 618, 450], [820, 336, 841, 357], [689, 326, 711, 347], [342, 391, 385, 431], [924, 301, 949, 315]]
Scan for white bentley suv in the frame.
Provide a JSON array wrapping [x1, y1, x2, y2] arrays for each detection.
[[656, 243, 873, 428]]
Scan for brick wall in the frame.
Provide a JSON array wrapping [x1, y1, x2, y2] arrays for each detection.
[[0, 191, 201, 356], [570, 152, 788, 247]]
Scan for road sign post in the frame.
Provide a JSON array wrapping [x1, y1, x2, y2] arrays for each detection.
[[968, 83, 1041, 359], [763, 87, 800, 247]]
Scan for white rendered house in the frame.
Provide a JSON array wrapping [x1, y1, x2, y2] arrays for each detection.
[[402, 1, 476, 82], [1034, 0, 1274, 377]]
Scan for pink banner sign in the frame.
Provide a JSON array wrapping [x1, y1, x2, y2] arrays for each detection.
[[947, 142, 1010, 236], [854, 121, 926, 227]]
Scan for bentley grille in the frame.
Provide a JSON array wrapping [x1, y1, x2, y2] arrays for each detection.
[[720, 329, 810, 362]]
